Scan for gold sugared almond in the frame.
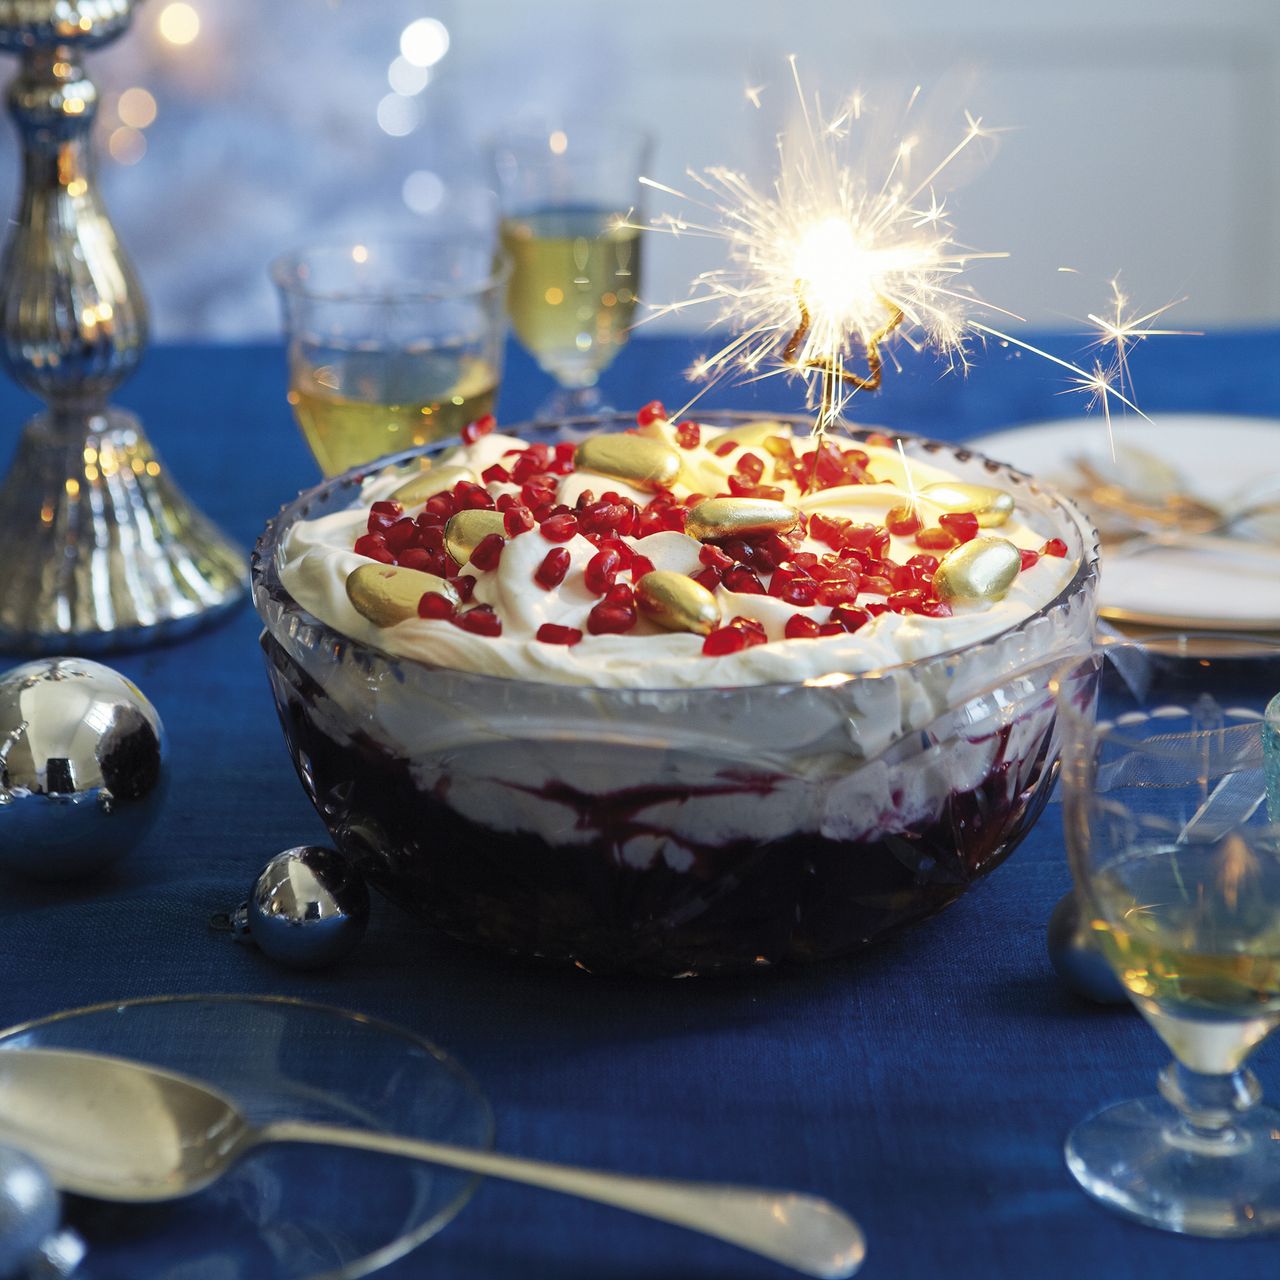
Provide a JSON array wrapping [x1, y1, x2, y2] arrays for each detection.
[[635, 570, 721, 636], [575, 433, 682, 491], [390, 465, 477, 506], [920, 482, 1015, 528], [932, 536, 1022, 604], [443, 509, 506, 566], [346, 563, 458, 627], [684, 497, 801, 542]]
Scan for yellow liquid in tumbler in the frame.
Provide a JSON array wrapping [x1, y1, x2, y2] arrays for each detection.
[[500, 207, 640, 385], [1090, 842, 1280, 1073], [289, 345, 498, 477]]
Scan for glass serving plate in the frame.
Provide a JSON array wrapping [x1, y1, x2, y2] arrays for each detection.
[[0, 995, 492, 1280], [252, 413, 1100, 976]]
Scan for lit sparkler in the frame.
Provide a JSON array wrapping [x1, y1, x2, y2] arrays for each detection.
[[640, 61, 1166, 438]]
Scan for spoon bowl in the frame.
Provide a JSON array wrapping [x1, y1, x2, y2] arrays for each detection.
[[0, 1048, 865, 1279]]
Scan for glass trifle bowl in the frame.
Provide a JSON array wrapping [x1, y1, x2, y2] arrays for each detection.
[[252, 411, 1099, 976]]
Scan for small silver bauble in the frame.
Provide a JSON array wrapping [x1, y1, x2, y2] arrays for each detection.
[[0, 658, 166, 880], [0, 1145, 59, 1279], [233, 846, 369, 969], [1047, 890, 1128, 1005]]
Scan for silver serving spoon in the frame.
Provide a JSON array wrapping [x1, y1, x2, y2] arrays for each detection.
[[0, 1048, 864, 1278]]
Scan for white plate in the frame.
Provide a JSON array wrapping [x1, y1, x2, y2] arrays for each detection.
[[967, 414, 1280, 630]]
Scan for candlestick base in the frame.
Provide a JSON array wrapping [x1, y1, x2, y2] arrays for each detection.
[[0, 406, 246, 653]]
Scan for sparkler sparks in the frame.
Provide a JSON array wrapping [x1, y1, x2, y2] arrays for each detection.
[[640, 62, 1172, 438]]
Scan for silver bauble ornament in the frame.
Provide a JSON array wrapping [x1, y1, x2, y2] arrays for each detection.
[[1047, 890, 1128, 1005], [0, 659, 166, 880], [233, 846, 368, 969], [0, 1145, 59, 1279]]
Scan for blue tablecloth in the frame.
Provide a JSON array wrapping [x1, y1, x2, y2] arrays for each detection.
[[2, 331, 1279, 1279]]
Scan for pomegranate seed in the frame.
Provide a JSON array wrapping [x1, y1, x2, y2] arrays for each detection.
[[469, 533, 505, 571], [915, 527, 959, 551], [415, 524, 446, 552], [723, 566, 765, 594], [511, 445, 553, 483], [866, 432, 895, 448], [425, 492, 457, 519], [776, 577, 819, 606], [534, 547, 571, 589], [454, 605, 502, 636], [575, 489, 597, 510], [861, 576, 894, 596], [587, 600, 637, 634], [539, 513, 578, 542], [448, 574, 476, 602], [384, 518, 419, 554], [398, 547, 447, 575], [699, 544, 734, 572], [503, 506, 536, 536], [1019, 548, 1040, 571], [784, 614, 822, 639], [674, 421, 701, 449], [702, 626, 748, 656], [729, 616, 768, 646], [536, 623, 583, 645], [887, 589, 925, 614], [481, 462, 511, 484], [454, 481, 495, 511], [939, 512, 979, 543], [370, 500, 403, 518], [831, 604, 872, 633], [816, 579, 860, 606], [461, 414, 497, 444], [660, 507, 688, 532], [809, 513, 852, 549], [353, 533, 394, 563], [554, 441, 577, 467], [736, 452, 765, 483], [636, 400, 667, 427], [713, 439, 739, 457], [584, 547, 622, 594], [418, 591, 456, 620], [920, 599, 953, 618], [818, 622, 845, 636], [885, 505, 922, 536], [907, 553, 940, 572], [367, 511, 399, 535], [692, 565, 723, 591], [605, 581, 634, 606], [755, 533, 795, 569], [1041, 537, 1068, 558], [838, 523, 879, 551], [630, 554, 655, 580]]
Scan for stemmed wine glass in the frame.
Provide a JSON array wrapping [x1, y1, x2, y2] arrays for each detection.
[[1054, 635, 1280, 1235], [491, 123, 651, 418]]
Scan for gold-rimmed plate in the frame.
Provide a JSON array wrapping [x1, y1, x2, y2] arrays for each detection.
[[969, 414, 1280, 632]]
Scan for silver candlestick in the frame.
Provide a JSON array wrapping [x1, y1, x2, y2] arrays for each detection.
[[0, 0, 246, 653]]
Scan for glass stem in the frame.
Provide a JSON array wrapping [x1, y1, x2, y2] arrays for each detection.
[[1157, 1060, 1262, 1149]]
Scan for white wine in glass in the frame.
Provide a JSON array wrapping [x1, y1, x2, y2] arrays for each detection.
[[499, 207, 641, 393], [1056, 637, 1280, 1237], [492, 124, 652, 417], [272, 236, 509, 477]]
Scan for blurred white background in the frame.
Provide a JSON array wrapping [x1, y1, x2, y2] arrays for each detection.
[[3, 0, 1276, 339]]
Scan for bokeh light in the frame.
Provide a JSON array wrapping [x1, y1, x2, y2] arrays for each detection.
[[399, 18, 449, 68], [376, 93, 421, 137], [402, 169, 445, 214], [118, 87, 157, 129], [157, 3, 200, 45], [108, 127, 147, 165], [387, 56, 431, 96]]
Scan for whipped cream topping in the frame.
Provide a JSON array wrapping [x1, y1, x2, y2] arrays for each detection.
[[279, 418, 1077, 690]]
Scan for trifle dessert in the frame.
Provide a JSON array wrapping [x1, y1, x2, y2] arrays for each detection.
[[253, 406, 1098, 975]]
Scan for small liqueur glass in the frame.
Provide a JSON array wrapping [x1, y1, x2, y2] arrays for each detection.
[[271, 236, 510, 478], [490, 123, 651, 418], [1055, 635, 1280, 1236]]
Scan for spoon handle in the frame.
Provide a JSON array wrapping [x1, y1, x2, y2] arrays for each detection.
[[255, 1120, 865, 1278]]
